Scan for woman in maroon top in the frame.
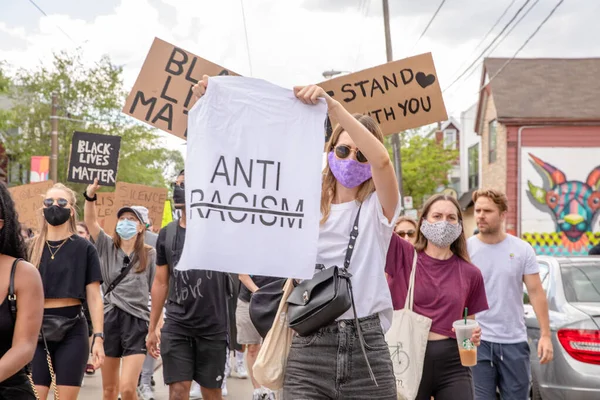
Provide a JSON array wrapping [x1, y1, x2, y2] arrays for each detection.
[[386, 194, 488, 400]]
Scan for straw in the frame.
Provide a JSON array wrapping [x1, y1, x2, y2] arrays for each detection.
[[464, 307, 468, 325]]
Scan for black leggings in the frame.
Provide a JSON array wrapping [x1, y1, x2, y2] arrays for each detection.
[[32, 306, 89, 387], [416, 338, 474, 400]]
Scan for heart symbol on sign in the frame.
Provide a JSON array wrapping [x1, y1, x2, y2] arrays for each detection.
[[416, 72, 436, 88]]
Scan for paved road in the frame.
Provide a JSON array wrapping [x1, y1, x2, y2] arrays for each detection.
[[77, 365, 254, 399]]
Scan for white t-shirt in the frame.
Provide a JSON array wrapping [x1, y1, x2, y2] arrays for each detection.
[[468, 235, 540, 343], [317, 192, 400, 332]]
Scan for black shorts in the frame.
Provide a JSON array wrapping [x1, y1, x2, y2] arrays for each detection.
[[161, 329, 227, 389], [104, 307, 148, 358], [32, 306, 88, 387], [0, 372, 36, 399], [82, 301, 93, 337]]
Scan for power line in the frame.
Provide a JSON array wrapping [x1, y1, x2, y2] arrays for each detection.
[[487, 0, 541, 56], [446, 0, 517, 85], [410, 0, 447, 53], [442, 0, 532, 93], [483, 0, 565, 90], [27, 0, 78, 46], [445, 0, 541, 108], [239, 0, 253, 76]]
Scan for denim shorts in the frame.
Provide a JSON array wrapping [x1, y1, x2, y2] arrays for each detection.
[[283, 314, 397, 400]]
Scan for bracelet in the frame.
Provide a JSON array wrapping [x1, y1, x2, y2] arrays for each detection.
[[83, 191, 98, 202]]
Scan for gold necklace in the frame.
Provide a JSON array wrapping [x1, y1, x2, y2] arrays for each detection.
[[46, 238, 69, 260]]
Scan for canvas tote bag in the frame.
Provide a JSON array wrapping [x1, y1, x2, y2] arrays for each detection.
[[385, 250, 432, 400], [253, 278, 296, 391]]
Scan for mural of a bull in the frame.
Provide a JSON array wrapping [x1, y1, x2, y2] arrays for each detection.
[[527, 153, 600, 243]]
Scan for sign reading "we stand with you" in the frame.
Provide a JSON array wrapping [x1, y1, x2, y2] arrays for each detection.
[[319, 53, 447, 136], [68, 131, 121, 186], [123, 37, 238, 140]]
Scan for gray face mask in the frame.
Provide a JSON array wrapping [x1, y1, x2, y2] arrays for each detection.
[[420, 220, 463, 248]]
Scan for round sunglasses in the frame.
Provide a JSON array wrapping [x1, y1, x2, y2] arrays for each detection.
[[43, 198, 69, 208], [396, 229, 416, 239], [333, 145, 368, 163]]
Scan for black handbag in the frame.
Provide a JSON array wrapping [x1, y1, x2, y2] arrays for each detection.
[[286, 205, 377, 384], [249, 278, 289, 338]]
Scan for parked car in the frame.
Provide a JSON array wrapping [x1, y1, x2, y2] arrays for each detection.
[[523, 256, 600, 399]]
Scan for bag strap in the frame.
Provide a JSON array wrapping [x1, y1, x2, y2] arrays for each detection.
[[8, 258, 21, 322], [404, 250, 419, 311], [104, 255, 135, 297], [341, 205, 378, 385], [343, 205, 362, 270]]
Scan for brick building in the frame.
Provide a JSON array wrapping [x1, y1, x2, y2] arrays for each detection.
[[474, 57, 600, 255]]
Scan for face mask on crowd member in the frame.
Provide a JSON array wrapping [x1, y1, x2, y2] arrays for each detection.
[[43, 195, 73, 226], [173, 170, 185, 209], [327, 145, 372, 188], [115, 208, 144, 241], [416, 196, 466, 251]]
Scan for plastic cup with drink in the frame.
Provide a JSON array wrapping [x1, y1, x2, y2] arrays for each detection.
[[452, 308, 479, 367]]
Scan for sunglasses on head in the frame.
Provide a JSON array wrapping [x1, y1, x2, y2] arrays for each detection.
[[43, 198, 69, 208], [333, 145, 368, 163], [396, 229, 416, 238], [171, 181, 185, 189]]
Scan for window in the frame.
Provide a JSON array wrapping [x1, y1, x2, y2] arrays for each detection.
[[468, 144, 479, 190], [488, 120, 497, 163], [443, 129, 457, 150]]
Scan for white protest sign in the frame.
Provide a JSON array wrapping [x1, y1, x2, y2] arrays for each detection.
[[177, 77, 327, 279], [404, 196, 413, 209]]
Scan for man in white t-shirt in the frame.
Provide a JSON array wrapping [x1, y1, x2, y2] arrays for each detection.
[[468, 189, 553, 400]]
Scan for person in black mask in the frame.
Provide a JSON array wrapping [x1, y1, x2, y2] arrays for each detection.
[[28, 183, 105, 400], [147, 170, 231, 400]]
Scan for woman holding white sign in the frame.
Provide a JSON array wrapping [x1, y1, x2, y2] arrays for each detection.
[[84, 179, 156, 400], [193, 76, 402, 398]]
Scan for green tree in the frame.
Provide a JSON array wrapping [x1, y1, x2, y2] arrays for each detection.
[[387, 129, 458, 209], [2, 51, 184, 190]]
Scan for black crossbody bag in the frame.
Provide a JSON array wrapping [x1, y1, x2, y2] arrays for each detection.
[[286, 205, 378, 385]]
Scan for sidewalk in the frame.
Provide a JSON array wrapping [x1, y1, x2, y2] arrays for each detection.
[[76, 362, 254, 399]]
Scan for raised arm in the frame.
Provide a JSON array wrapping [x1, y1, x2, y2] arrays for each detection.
[[84, 178, 102, 241], [0, 260, 43, 382], [295, 85, 399, 221]]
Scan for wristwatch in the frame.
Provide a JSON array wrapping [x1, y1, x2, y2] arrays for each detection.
[[92, 332, 104, 347]]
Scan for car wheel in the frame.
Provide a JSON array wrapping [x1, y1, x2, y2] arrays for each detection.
[[531, 375, 543, 400]]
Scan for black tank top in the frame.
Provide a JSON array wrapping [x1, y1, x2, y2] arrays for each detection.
[[0, 273, 28, 386]]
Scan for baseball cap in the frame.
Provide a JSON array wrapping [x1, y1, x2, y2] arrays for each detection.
[[117, 206, 149, 226]]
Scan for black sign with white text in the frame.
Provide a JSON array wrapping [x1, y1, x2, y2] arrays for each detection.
[[68, 131, 121, 187]]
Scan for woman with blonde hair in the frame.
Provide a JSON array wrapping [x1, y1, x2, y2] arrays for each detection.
[[84, 179, 156, 400], [386, 194, 489, 399], [29, 183, 104, 400], [395, 215, 417, 245]]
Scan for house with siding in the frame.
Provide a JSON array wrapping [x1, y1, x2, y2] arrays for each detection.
[[474, 57, 600, 256]]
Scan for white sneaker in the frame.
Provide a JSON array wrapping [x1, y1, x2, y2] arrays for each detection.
[[138, 384, 155, 400], [252, 389, 263, 400], [189, 381, 203, 399], [235, 360, 248, 379], [222, 383, 228, 397]]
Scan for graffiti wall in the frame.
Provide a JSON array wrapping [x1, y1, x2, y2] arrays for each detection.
[[521, 147, 600, 256]]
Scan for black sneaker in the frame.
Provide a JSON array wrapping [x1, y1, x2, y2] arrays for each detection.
[[151, 376, 155, 387]]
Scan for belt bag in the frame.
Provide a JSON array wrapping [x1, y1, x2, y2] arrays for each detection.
[[39, 312, 82, 343], [287, 265, 351, 337]]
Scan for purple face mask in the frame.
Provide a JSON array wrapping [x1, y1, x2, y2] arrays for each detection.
[[328, 151, 372, 189]]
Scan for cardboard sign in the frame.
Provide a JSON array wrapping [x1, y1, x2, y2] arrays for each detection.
[[8, 181, 54, 231], [104, 182, 168, 235], [68, 131, 121, 186], [123, 37, 239, 140], [318, 53, 447, 136], [96, 192, 115, 229]]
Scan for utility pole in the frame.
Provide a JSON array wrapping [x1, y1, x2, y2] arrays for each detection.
[[383, 0, 404, 207], [50, 93, 58, 183]]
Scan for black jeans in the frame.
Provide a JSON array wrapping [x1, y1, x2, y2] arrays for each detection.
[[416, 339, 475, 400], [283, 314, 397, 400]]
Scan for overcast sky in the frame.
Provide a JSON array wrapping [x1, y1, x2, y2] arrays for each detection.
[[1, 0, 598, 153]]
